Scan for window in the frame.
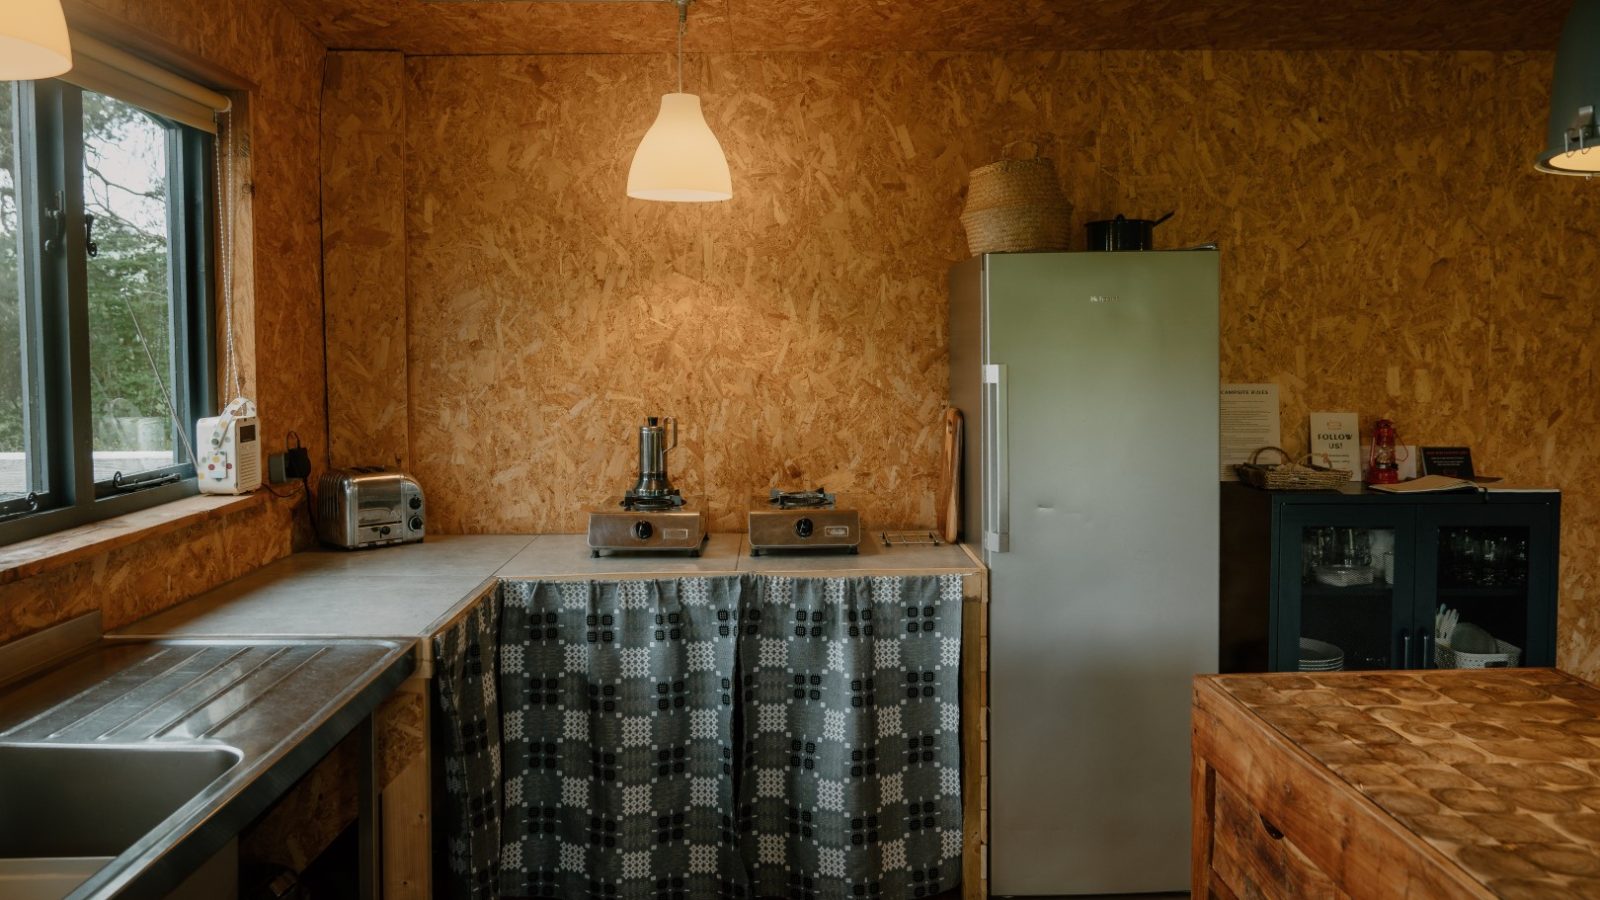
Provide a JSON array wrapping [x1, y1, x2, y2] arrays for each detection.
[[0, 62, 217, 545]]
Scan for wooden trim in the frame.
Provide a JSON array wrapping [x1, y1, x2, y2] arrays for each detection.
[[382, 676, 432, 899], [0, 492, 265, 585], [961, 567, 989, 900]]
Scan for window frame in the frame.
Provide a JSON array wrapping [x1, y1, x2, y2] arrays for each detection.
[[0, 78, 215, 546]]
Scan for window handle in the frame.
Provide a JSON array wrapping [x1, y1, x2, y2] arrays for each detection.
[[84, 214, 98, 258], [42, 190, 66, 255]]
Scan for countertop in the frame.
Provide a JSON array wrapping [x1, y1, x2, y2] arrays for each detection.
[[1197, 668, 1600, 897], [116, 533, 983, 647]]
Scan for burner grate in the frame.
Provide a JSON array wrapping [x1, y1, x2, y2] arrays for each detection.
[[622, 493, 684, 511], [769, 487, 834, 509]]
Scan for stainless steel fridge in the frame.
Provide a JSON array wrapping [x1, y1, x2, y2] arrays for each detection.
[[949, 250, 1220, 895]]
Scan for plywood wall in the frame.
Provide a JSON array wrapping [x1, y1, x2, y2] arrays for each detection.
[[375, 49, 1600, 675], [0, 0, 328, 645]]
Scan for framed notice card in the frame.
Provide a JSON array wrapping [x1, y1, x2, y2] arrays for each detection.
[[1420, 446, 1475, 479], [1309, 411, 1360, 481], [1220, 384, 1280, 480]]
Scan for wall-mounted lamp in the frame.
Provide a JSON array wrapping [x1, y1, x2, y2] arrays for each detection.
[[626, 0, 732, 202], [0, 0, 72, 81], [1539, 0, 1600, 175]]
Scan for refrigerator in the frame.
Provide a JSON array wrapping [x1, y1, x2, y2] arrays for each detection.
[[949, 250, 1219, 895]]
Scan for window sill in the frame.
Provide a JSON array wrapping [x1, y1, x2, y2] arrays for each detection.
[[0, 492, 269, 587]]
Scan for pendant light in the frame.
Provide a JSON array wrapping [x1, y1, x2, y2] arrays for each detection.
[[626, 0, 732, 202], [1538, 0, 1600, 175], [0, 0, 72, 81]]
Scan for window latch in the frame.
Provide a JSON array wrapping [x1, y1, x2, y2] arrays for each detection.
[[0, 493, 40, 524], [84, 214, 98, 258], [42, 191, 66, 255]]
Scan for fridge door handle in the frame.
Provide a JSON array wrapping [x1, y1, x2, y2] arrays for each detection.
[[983, 364, 1010, 553]]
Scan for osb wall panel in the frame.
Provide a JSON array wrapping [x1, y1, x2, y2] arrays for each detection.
[[0, 0, 329, 644], [276, 0, 1571, 55], [1096, 52, 1600, 678], [324, 51, 410, 469], [396, 50, 1600, 678], [403, 52, 1100, 535]]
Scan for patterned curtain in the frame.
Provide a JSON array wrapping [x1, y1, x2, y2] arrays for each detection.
[[737, 575, 965, 900], [496, 577, 750, 900], [435, 574, 964, 900], [433, 595, 504, 900]]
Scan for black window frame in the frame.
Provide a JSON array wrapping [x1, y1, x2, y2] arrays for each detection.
[[0, 78, 215, 546]]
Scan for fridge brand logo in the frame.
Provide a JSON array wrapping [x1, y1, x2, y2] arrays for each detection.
[[1089, 294, 1118, 304]]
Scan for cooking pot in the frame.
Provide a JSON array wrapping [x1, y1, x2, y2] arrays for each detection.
[[1085, 212, 1174, 251]]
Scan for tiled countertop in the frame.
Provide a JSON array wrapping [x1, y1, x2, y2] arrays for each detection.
[[114, 534, 984, 651]]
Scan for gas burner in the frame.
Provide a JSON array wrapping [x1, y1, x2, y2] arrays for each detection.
[[769, 487, 835, 510], [622, 493, 685, 512]]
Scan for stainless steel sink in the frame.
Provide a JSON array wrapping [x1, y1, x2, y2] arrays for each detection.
[[0, 744, 240, 860]]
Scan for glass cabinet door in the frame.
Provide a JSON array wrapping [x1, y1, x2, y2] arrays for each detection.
[[1416, 504, 1556, 668], [1275, 507, 1414, 672]]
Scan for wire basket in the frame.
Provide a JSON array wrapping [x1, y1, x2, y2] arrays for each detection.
[[1235, 446, 1351, 491], [958, 143, 1072, 255], [1435, 638, 1522, 669]]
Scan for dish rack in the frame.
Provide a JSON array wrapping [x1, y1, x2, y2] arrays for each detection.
[[1435, 639, 1522, 669]]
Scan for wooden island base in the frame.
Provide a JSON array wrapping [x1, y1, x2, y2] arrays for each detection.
[[1193, 669, 1600, 900]]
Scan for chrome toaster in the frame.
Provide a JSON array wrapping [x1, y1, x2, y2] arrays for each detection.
[[316, 466, 425, 550]]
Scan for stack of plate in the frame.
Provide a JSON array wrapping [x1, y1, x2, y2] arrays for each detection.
[[1299, 637, 1345, 672]]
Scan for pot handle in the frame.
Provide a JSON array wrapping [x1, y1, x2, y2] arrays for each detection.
[[1001, 140, 1041, 160], [1152, 211, 1176, 226]]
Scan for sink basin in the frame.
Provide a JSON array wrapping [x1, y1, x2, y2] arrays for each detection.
[[0, 744, 240, 859]]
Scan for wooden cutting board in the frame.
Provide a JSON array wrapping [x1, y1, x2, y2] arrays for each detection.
[[936, 408, 963, 544]]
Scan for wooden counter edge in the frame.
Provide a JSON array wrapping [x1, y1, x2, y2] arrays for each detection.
[[1191, 676, 1494, 900]]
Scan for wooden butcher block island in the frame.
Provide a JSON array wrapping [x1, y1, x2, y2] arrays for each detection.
[[1192, 669, 1600, 900]]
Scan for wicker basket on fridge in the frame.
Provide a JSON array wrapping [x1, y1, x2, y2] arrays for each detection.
[[959, 142, 1072, 255], [1234, 446, 1351, 491]]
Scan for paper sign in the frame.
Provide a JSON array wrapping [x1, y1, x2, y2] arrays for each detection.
[[1309, 411, 1360, 481], [1220, 384, 1280, 481]]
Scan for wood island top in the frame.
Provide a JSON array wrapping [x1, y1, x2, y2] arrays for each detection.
[[1196, 668, 1600, 898]]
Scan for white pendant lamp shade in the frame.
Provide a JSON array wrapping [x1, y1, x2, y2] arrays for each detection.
[[627, 92, 732, 202], [0, 0, 71, 81]]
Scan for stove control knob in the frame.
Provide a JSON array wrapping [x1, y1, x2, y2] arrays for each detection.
[[633, 520, 654, 541], [794, 518, 815, 538]]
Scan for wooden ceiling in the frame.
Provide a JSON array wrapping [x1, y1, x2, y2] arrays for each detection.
[[275, 0, 1575, 55]]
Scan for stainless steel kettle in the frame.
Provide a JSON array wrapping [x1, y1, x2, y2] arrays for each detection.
[[629, 416, 678, 499]]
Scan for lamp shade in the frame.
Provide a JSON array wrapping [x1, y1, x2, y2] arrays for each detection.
[[0, 0, 71, 81], [1539, 0, 1600, 174], [627, 92, 732, 202]]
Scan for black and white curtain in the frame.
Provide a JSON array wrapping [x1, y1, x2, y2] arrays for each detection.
[[434, 573, 964, 900], [433, 594, 504, 898]]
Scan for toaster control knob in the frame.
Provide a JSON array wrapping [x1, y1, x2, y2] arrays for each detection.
[[409, 516, 423, 531], [633, 521, 653, 541], [378, 525, 391, 536], [795, 518, 815, 538], [409, 496, 422, 510]]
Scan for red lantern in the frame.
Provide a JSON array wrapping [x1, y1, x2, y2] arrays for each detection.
[[1368, 418, 1400, 485]]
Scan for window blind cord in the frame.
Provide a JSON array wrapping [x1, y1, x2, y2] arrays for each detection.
[[213, 111, 240, 401], [117, 292, 199, 472]]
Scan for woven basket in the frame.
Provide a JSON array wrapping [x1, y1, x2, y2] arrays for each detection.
[[1235, 446, 1352, 491], [959, 143, 1071, 255]]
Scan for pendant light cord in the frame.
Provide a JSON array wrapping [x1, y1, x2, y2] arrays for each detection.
[[676, 0, 688, 94]]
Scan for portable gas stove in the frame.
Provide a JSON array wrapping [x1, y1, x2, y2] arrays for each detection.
[[587, 417, 707, 557], [747, 487, 860, 555]]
